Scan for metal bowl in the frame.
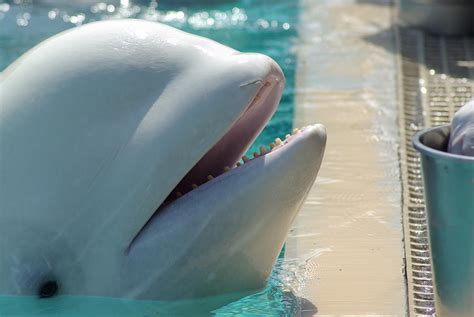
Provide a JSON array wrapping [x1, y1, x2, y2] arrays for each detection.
[[413, 125, 474, 317]]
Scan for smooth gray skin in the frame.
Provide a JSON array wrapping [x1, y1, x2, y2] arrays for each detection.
[[0, 20, 326, 301], [449, 100, 474, 156]]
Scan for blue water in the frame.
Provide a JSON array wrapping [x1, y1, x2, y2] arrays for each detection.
[[0, 0, 301, 315]]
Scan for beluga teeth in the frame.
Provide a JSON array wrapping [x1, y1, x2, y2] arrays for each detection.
[[275, 138, 282, 145]]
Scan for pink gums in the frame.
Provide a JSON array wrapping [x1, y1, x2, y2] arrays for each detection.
[[166, 76, 284, 200]]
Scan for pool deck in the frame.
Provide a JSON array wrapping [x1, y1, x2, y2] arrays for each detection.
[[286, 0, 407, 315]]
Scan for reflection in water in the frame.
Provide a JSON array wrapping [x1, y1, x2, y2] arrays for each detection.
[[215, 252, 320, 316], [0, 251, 320, 316]]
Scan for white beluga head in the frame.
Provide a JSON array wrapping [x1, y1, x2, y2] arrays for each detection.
[[0, 19, 326, 302]]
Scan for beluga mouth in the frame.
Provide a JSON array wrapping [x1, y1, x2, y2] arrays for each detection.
[[159, 125, 320, 209], [133, 59, 286, 241], [162, 126, 314, 208], [167, 67, 282, 200], [126, 120, 326, 300]]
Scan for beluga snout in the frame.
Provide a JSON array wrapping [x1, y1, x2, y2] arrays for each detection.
[[0, 19, 326, 303]]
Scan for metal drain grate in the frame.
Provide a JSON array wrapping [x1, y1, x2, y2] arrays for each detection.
[[397, 28, 474, 316]]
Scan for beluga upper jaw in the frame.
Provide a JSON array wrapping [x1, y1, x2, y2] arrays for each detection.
[[0, 19, 326, 303], [165, 52, 285, 201]]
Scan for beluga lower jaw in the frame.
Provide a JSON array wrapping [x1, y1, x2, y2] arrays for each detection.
[[0, 19, 327, 302]]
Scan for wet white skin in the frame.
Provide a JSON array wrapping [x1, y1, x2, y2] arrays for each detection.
[[449, 100, 474, 156], [0, 20, 326, 301]]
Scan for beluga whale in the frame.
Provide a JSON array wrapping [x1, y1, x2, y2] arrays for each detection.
[[0, 19, 326, 302]]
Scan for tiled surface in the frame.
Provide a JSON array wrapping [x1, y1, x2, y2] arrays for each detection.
[[287, 0, 407, 315]]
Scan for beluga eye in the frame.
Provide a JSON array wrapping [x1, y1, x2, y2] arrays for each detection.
[[38, 280, 58, 298]]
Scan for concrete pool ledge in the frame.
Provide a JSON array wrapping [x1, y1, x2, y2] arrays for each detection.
[[287, 0, 407, 315]]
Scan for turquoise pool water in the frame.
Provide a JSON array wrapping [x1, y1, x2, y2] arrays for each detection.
[[0, 0, 301, 315]]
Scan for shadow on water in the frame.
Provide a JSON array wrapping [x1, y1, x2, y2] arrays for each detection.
[[0, 252, 320, 316], [0, 293, 317, 317], [212, 253, 319, 316], [363, 25, 474, 79], [0, 293, 250, 317], [0, 278, 318, 317]]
